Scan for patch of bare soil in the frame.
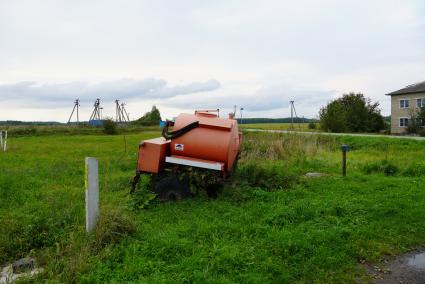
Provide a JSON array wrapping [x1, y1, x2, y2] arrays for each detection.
[[364, 249, 425, 284]]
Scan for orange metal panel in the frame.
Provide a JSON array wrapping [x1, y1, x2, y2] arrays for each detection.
[[137, 138, 170, 173]]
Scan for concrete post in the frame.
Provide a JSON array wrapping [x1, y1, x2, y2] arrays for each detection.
[[3, 131, 7, 152], [0, 130, 3, 149], [85, 157, 99, 233]]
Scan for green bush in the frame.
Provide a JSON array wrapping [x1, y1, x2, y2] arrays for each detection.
[[134, 105, 162, 126], [308, 122, 316, 129], [319, 93, 384, 133], [103, 119, 118, 135]]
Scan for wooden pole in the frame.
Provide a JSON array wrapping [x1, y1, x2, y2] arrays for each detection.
[[85, 157, 99, 232], [342, 144, 347, 176]]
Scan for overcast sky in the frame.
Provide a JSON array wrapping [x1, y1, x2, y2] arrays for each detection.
[[1, 0, 424, 122]]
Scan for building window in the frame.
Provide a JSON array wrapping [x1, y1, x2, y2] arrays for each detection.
[[417, 98, 425, 108], [400, 99, 409, 108], [399, 117, 409, 127]]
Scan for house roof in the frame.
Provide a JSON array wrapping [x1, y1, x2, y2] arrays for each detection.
[[386, 81, 425, 96]]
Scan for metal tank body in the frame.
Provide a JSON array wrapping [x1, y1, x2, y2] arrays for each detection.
[[170, 112, 241, 173]]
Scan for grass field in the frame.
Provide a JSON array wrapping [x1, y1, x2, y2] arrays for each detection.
[[239, 122, 320, 132], [1, 130, 425, 282], [0, 124, 160, 136]]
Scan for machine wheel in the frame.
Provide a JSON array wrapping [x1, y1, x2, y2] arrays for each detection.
[[154, 175, 191, 201]]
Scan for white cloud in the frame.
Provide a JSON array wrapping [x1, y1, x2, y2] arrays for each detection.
[[0, 0, 424, 121]]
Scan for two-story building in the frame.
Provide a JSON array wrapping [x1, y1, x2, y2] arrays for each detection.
[[386, 81, 425, 134]]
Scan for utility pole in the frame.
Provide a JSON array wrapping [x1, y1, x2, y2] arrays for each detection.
[[115, 100, 121, 124], [115, 100, 130, 125], [89, 98, 101, 122], [121, 102, 130, 122], [290, 100, 294, 129], [68, 99, 80, 125], [240, 107, 244, 124], [289, 101, 301, 130]]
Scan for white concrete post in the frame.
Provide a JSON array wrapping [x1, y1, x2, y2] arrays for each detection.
[[0, 130, 3, 149], [3, 131, 7, 152], [85, 157, 99, 233]]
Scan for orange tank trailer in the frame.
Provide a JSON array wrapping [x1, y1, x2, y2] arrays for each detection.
[[132, 110, 242, 200]]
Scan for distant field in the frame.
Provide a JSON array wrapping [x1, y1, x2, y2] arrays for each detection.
[[1, 130, 425, 282], [239, 122, 321, 132], [0, 124, 160, 136]]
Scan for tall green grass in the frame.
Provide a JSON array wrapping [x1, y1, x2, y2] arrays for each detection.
[[1, 131, 425, 282]]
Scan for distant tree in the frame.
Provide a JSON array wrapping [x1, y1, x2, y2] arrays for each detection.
[[103, 118, 118, 135], [319, 99, 347, 132], [134, 106, 162, 126], [407, 107, 425, 135], [308, 122, 316, 129], [418, 107, 425, 126], [319, 93, 385, 133], [418, 107, 425, 136]]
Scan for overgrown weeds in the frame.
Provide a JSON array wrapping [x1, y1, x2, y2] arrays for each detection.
[[235, 161, 298, 190], [241, 132, 338, 161], [93, 206, 136, 250]]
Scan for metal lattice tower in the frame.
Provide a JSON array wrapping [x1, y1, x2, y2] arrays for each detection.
[[115, 100, 130, 125], [89, 98, 101, 122], [67, 99, 80, 125]]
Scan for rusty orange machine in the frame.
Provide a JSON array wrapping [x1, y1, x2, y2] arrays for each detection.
[[132, 110, 242, 200]]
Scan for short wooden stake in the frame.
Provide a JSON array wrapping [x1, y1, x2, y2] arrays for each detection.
[[85, 157, 99, 233], [342, 144, 348, 176]]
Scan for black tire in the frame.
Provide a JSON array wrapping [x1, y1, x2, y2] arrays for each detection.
[[154, 175, 191, 201]]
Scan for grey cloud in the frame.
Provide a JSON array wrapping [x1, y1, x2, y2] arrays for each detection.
[[0, 78, 221, 107], [165, 84, 335, 113]]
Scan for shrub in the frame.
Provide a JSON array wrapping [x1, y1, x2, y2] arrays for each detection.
[[103, 119, 117, 135], [319, 93, 384, 133], [134, 105, 162, 126], [308, 122, 316, 129]]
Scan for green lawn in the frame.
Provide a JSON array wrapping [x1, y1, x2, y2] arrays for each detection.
[[0, 130, 425, 283]]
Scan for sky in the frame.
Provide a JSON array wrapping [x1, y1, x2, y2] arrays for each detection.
[[0, 0, 424, 122]]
